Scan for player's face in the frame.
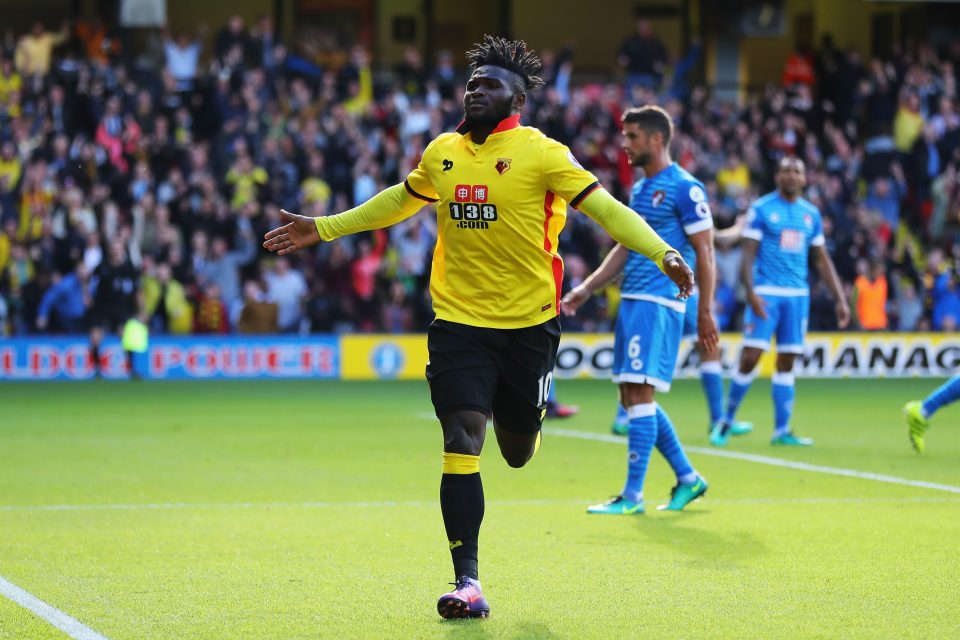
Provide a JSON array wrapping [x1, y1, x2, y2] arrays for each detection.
[[621, 122, 653, 166], [776, 159, 806, 196], [463, 65, 522, 127]]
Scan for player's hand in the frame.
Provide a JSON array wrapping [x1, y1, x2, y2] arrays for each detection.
[[263, 209, 321, 255], [747, 291, 767, 320], [560, 285, 591, 316], [663, 251, 694, 300], [835, 299, 851, 329], [697, 309, 719, 352]]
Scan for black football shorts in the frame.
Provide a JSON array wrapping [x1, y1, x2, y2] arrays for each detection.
[[426, 316, 561, 434]]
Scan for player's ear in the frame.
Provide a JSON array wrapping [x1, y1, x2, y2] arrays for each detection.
[[513, 91, 526, 110]]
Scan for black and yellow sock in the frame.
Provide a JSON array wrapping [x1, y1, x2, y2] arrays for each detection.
[[439, 452, 483, 580]]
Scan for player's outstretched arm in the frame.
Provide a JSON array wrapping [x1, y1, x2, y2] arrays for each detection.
[[263, 183, 428, 255], [813, 245, 851, 328], [577, 187, 694, 297], [561, 244, 628, 315]]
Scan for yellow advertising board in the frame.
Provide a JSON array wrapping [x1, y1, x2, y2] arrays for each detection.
[[339, 334, 429, 380], [340, 332, 960, 380]]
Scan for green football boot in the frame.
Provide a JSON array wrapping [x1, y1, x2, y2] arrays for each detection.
[[657, 475, 708, 511], [903, 400, 929, 454], [770, 431, 814, 446], [587, 495, 644, 515], [611, 421, 629, 436]]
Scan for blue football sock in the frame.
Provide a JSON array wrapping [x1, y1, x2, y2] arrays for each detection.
[[547, 382, 557, 403], [622, 403, 657, 503], [613, 404, 628, 427], [700, 361, 724, 424], [772, 372, 795, 436], [724, 370, 757, 424], [922, 375, 960, 419], [655, 404, 696, 483]]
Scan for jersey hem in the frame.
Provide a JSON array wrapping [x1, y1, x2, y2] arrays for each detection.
[[620, 293, 686, 313], [611, 373, 672, 392], [754, 286, 809, 296]]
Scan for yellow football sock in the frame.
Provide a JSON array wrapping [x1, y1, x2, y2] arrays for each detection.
[[442, 452, 480, 474]]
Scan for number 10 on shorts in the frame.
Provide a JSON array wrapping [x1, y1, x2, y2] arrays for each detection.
[[537, 372, 554, 405]]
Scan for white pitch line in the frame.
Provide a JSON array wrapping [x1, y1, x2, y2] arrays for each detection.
[[0, 575, 108, 640], [2, 496, 959, 513], [544, 427, 960, 495]]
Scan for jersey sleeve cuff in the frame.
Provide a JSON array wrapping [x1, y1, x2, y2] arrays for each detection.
[[570, 181, 601, 209], [810, 234, 825, 246], [404, 180, 438, 203], [683, 218, 714, 235], [741, 228, 763, 241]]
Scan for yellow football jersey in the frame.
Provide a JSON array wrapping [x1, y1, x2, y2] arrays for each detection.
[[404, 115, 600, 329]]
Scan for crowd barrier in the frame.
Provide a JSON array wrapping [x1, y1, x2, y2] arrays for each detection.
[[1, 333, 958, 381]]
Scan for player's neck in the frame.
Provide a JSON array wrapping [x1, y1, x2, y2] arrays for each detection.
[[643, 154, 672, 177], [778, 189, 800, 203], [470, 126, 496, 145]]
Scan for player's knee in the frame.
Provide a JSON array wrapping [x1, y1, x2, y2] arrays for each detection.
[[502, 449, 532, 468]]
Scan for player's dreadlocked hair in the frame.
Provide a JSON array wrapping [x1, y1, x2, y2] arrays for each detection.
[[465, 35, 545, 93]]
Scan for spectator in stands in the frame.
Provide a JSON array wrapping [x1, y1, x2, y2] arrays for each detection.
[[237, 279, 278, 334], [617, 18, 667, 93], [893, 279, 924, 331], [15, 21, 68, 77], [163, 25, 205, 91], [36, 263, 92, 334], [852, 259, 889, 330], [263, 258, 307, 333], [143, 261, 192, 335], [932, 268, 960, 331], [194, 281, 228, 334], [196, 218, 257, 310]]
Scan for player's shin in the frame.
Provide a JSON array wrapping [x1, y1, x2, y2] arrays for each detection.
[[699, 361, 724, 425], [771, 372, 795, 435], [724, 370, 757, 424], [439, 452, 483, 580], [623, 403, 657, 503], [655, 404, 697, 484]]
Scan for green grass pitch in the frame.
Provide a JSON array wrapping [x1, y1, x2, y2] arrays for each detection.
[[1, 378, 959, 639]]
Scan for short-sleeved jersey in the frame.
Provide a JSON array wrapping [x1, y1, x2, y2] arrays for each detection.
[[742, 191, 824, 295], [404, 114, 600, 329], [621, 163, 712, 308]]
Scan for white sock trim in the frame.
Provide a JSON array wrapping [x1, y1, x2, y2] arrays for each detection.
[[772, 372, 795, 386], [700, 361, 722, 375], [731, 370, 757, 386], [626, 403, 657, 419]]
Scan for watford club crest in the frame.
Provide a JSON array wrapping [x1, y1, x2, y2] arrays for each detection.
[[495, 158, 512, 175]]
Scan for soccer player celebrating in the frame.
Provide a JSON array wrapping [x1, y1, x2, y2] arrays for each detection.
[[562, 106, 713, 513], [262, 36, 694, 619], [710, 157, 849, 447], [904, 377, 960, 453]]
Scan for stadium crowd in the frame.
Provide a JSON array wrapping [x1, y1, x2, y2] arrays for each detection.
[[0, 16, 959, 337]]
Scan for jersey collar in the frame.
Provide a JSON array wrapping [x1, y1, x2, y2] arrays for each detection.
[[455, 113, 521, 136]]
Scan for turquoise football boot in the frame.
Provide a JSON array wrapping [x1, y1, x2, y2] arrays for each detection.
[[709, 421, 730, 447], [657, 475, 708, 511], [587, 495, 644, 515], [771, 431, 814, 446], [729, 421, 753, 436]]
